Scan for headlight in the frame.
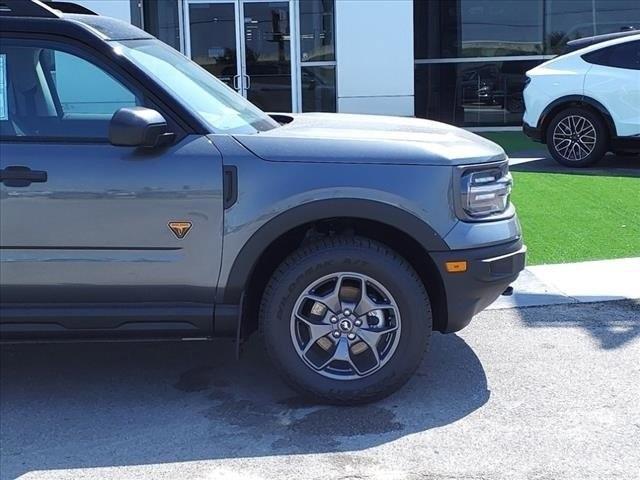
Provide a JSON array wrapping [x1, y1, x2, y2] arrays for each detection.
[[456, 163, 513, 220]]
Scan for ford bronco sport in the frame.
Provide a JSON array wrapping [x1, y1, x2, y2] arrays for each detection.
[[0, 0, 526, 404]]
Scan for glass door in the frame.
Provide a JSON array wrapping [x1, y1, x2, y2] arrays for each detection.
[[185, 1, 242, 91], [185, 0, 296, 112], [241, 1, 293, 112]]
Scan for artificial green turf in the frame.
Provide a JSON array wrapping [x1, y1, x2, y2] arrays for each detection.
[[511, 172, 640, 265], [480, 131, 543, 155]]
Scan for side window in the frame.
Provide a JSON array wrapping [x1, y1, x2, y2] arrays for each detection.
[[0, 41, 142, 140], [583, 41, 640, 70], [47, 50, 137, 115]]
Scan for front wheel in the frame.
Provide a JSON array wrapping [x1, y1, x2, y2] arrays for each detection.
[[546, 107, 608, 167], [259, 236, 432, 405]]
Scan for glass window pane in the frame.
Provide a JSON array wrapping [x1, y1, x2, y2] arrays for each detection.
[[244, 1, 292, 112], [583, 40, 640, 70], [415, 60, 543, 127], [52, 51, 137, 114], [415, 0, 543, 59], [118, 39, 278, 134], [301, 65, 336, 112], [594, 0, 640, 35], [300, 0, 335, 62], [143, 0, 181, 51], [0, 44, 140, 139], [188, 3, 239, 88], [544, 0, 594, 54]]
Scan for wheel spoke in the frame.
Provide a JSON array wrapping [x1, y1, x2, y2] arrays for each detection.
[[555, 138, 571, 154], [304, 275, 347, 314], [567, 142, 574, 159], [577, 116, 586, 134], [305, 293, 340, 315], [577, 123, 593, 135], [317, 337, 354, 371], [295, 313, 334, 354], [558, 120, 571, 135], [357, 325, 399, 353], [571, 142, 580, 160], [558, 144, 571, 157], [580, 132, 595, 144], [575, 141, 590, 157], [351, 339, 380, 375], [554, 133, 571, 140], [354, 286, 380, 317]]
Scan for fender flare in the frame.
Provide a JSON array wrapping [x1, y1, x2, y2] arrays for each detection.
[[220, 198, 449, 304], [538, 95, 617, 138]]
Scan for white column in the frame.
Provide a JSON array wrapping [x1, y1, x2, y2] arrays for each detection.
[[74, 0, 132, 22], [335, 0, 414, 116]]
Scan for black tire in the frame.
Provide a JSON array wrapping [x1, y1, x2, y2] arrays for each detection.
[[259, 236, 432, 405], [546, 107, 608, 167], [614, 150, 640, 157]]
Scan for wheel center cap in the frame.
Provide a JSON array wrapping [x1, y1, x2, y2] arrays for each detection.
[[338, 319, 353, 332]]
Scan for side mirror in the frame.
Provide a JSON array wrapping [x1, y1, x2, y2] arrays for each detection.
[[109, 107, 174, 148]]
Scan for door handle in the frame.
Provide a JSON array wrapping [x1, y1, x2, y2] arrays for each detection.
[[0, 166, 48, 187], [244, 74, 251, 90], [233, 74, 241, 91]]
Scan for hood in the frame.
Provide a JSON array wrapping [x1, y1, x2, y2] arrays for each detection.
[[233, 113, 506, 166]]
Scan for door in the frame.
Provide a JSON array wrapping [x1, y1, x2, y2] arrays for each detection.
[[185, 1, 242, 91], [583, 40, 640, 137], [0, 38, 224, 334], [242, 1, 293, 112], [185, 0, 296, 112]]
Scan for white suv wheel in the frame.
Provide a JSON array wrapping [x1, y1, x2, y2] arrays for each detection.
[[546, 108, 608, 167], [552, 115, 597, 162]]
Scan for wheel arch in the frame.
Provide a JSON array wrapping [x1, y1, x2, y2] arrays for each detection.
[[539, 95, 617, 142], [220, 199, 450, 336]]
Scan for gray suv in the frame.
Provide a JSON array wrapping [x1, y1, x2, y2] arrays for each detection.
[[0, 1, 526, 404]]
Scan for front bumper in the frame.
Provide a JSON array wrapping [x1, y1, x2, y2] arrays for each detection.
[[431, 238, 526, 333], [523, 122, 543, 143]]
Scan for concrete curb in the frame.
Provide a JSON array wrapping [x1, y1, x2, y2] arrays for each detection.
[[488, 257, 640, 310]]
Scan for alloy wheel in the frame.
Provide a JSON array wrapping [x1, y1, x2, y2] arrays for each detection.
[[290, 272, 401, 380], [552, 115, 597, 162]]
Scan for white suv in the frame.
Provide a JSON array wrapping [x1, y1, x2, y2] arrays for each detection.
[[523, 33, 640, 167]]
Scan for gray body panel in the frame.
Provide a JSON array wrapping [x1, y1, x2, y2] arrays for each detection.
[[443, 215, 522, 250], [234, 113, 507, 166], [211, 134, 457, 303], [0, 135, 223, 331], [210, 133, 520, 305]]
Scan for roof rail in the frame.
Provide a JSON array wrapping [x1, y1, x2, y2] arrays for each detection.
[[0, 0, 60, 18], [564, 29, 639, 53], [45, 1, 97, 15]]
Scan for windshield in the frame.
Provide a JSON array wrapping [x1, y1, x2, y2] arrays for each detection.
[[114, 39, 279, 135]]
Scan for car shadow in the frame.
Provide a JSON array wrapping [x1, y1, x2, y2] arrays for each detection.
[[510, 152, 640, 178], [0, 333, 488, 479], [516, 299, 640, 350]]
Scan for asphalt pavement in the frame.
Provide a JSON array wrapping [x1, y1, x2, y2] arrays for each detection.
[[1, 300, 639, 480]]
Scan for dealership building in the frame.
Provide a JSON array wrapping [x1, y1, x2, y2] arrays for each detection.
[[76, 0, 640, 128]]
